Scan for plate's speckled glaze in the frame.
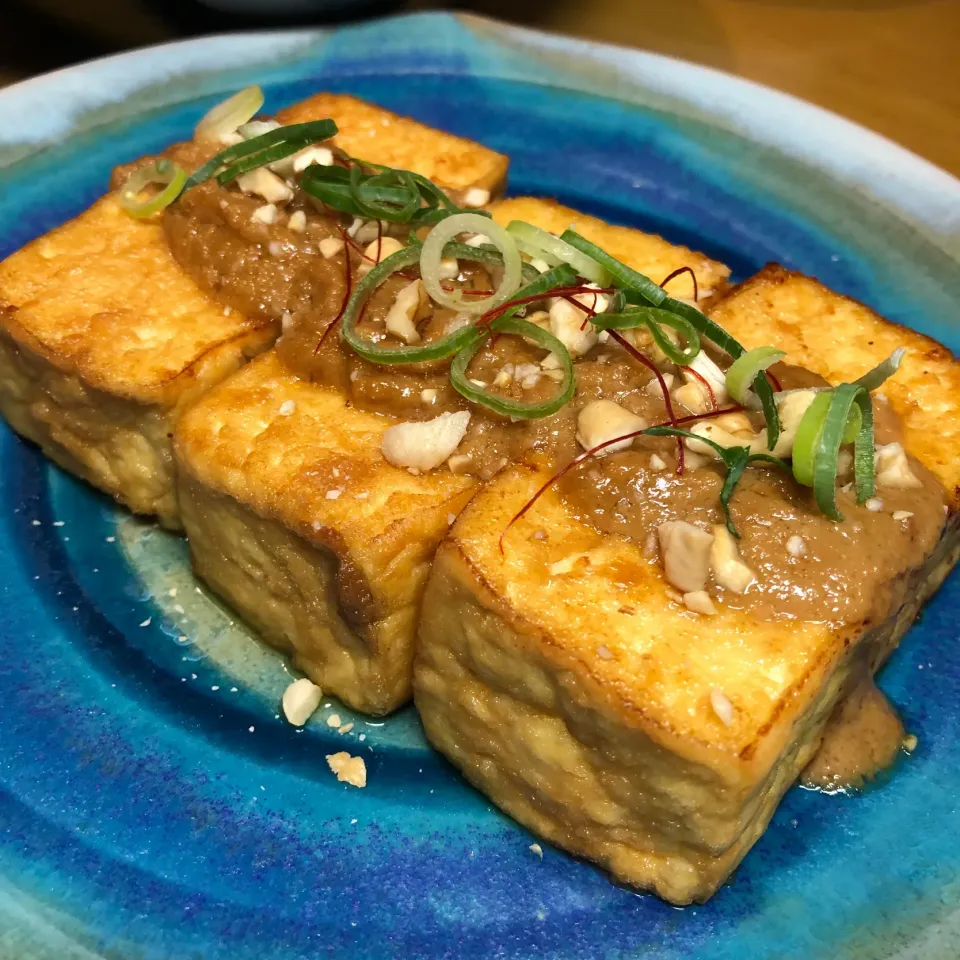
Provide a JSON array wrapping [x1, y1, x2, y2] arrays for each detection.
[[0, 13, 958, 960]]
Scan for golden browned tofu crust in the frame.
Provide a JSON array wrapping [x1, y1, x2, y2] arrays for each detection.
[[711, 265, 960, 506], [414, 267, 960, 903], [174, 351, 475, 713], [0, 94, 507, 526], [0, 197, 273, 524], [277, 93, 508, 195], [489, 197, 731, 302]]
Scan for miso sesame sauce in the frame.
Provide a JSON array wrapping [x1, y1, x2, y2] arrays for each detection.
[[801, 676, 908, 793], [143, 151, 948, 631]]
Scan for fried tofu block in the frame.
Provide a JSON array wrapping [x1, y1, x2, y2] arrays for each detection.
[[0, 95, 507, 527], [174, 351, 475, 714], [277, 93, 508, 196], [172, 198, 729, 712], [710, 265, 960, 505], [0, 198, 273, 526], [489, 197, 731, 302], [414, 269, 960, 904]]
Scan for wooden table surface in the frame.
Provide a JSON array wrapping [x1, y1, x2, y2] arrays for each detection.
[[2, 0, 958, 177]]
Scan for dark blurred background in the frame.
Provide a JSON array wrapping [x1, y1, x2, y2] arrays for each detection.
[[0, 0, 957, 175]]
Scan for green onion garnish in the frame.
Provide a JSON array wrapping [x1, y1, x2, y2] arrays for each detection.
[[725, 346, 787, 405], [561, 230, 668, 306], [590, 305, 701, 365], [118, 158, 188, 218], [506, 221, 609, 285], [450, 315, 575, 419], [643, 426, 790, 536], [420, 213, 523, 316], [183, 119, 338, 190], [791, 386, 875, 519], [339, 244, 481, 364], [194, 85, 264, 142], [854, 348, 907, 391]]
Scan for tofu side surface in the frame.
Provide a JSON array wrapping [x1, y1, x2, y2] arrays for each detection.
[[0, 94, 506, 526], [414, 265, 960, 902], [174, 351, 475, 713]]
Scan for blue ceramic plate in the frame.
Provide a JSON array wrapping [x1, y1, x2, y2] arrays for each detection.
[[1, 13, 958, 959]]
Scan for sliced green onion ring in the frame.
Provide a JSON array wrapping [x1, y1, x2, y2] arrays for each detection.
[[854, 347, 907, 391], [591, 306, 701, 365], [507, 221, 609, 285], [791, 392, 833, 488], [194, 85, 265, 142], [450, 316, 574, 419], [813, 384, 875, 520], [420, 213, 522, 315], [118, 159, 188, 218], [725, 346, 787, 405], [340, 245, 482, 364]]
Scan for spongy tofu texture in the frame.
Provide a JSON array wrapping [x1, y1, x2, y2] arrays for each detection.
[[174, 351, 475, 713], [277, 92, 508, 194], [489, 197, 731, 302], [0, 196, 273, 524], [414, 265, 960, 903], [0, 92, 506, 525]]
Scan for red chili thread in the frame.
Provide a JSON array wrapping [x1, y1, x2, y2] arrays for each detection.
[[659, 265, 699, 302], [608, 330, 685, 475]]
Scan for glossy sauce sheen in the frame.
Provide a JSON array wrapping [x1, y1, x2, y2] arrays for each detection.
[[802, 678, 907, 792], [158, 165, 948, 633]]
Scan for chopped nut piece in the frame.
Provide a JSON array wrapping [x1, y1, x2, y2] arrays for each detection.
[[236, 168, 293, 204], [548, 296, 603, 358], [529, 843, 544, 858], [673, 380, 713, 415], [338, 722, 354, 734], [710, 689, 735, 726], [576, 400, 647, 454], [251, 203, 278, 224], [281, 677, 323, 727], [893, 510, 914, 521], [384, 278, 427, 343], [420, 388, 438, 404], [649, 454, 667, 471], [325, 489, 342, 500], [645, 372, 675, 396], [683, 590, 717, 615], [382, 410, 471, 471], [710, 525, 755, 593], [358, 236, 405, 277], [327, 713, 342, 727], [875, 442, 922, 489], [319, 237, 345, 259], [786, 535, 807, 557], [751, 389, 818, 458], [865, 497, 884, 512], [287, 210, 306, 232], [278, 400, 296, 416], [681, 351, 728, 404], [326, 752, 367, 788], [657, 521, 714, 593], [463, 186, 491, 208], [292, 145, 334, 173], [686, 421, 748, 457], [902, 734, 918, 753]]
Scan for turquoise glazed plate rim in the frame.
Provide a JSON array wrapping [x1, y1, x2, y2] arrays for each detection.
[[0, 12, 958, 960]]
